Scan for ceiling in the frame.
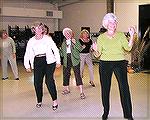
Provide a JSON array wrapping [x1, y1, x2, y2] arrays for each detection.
[[29, 0, 84, 7], [48, 0, 83, 7]]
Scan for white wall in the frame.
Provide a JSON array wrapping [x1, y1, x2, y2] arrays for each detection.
[[0, 0, 59, 33], [59, 0, 106, 39]]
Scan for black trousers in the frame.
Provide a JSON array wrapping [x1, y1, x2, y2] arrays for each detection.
[[99, 60, 133, 118], [34, 56, 57, 103], [63, 53, 83, 86]]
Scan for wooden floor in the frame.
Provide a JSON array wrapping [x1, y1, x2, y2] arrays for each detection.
[[0, 61, 150, 120]]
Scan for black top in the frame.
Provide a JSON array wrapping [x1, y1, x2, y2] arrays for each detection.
[[79, 39, 92, 53]]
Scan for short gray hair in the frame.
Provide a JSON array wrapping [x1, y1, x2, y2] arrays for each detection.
[[102, 13, 117, 29], [62, 28, 72, 36]]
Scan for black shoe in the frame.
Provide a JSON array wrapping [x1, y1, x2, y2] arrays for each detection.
[[52, 104, 58, 111], [89, 81, 95, 87], [15, 78, 19, 80], [102, 114, 108, 120], [36, 103, 42, 108], [124, 116, 134, 120], [2, 77, 8, 80], [128, 118, 134, 120]]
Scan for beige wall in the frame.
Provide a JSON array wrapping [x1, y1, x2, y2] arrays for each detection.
[[115, 0, 150, 33], [59, 1, 106, 39], [1, 0, 150, 36], [59, 0, 150, 39], [0, 0, 59, 33]]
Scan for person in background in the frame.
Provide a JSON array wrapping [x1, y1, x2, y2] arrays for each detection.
[[60, 27, 86, 99], [0, 30, 19, 80], [24, 22, 61, 110], [93, 13, 135, 120], [79, 29, 95, 87]]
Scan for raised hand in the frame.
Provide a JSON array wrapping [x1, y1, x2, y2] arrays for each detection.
[[71, 38, 76, 44], [128, 26, 135, 37], [92, 42, 98, 51]]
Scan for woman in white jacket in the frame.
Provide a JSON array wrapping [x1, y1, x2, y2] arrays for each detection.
[[24, 22, 61, 110]]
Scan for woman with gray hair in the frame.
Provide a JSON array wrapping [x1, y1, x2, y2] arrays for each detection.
[[93, 13, 135, 120], [60, 27, 86, 99], [24, 22, 61, 110]]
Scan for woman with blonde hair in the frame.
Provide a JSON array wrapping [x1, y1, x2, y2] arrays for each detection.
[[79, 29, 95, 87], [93, 13, 135, 120]]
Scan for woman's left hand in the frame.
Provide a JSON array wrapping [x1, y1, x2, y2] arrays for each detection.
[[128, 26, 135, 37], [12, 53, 16, 59], [56, 64, 61, 68], [92, 42, 98, 51]]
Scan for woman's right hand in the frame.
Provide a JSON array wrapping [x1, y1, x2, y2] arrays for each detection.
[[26, 68, 32, 73], [92, 42, 98, 51]]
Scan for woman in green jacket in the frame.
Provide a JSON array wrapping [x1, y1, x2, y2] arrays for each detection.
[[60, 28, 86, 99]]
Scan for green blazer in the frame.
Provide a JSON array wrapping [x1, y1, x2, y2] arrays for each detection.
[[60, 39, 83, 67]]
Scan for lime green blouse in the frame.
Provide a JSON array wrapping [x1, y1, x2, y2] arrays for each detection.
[[97, 32, 132, 61]]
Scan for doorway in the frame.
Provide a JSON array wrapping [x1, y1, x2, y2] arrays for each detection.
[[139, 4, 150, 70]]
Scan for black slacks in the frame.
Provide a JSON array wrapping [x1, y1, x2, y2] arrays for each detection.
[[99, 60, 133, 118], [34, 56, 57, 103], [63, 53, 83, 86]]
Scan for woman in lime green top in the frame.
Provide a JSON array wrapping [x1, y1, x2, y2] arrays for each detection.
[[93, 13, 135, 120]]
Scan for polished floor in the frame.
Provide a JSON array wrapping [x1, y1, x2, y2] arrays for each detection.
[[0, 61, 150, 120]]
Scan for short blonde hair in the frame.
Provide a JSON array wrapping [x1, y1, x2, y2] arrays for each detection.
[[102, 13, 117, 29], [80, 29, 89, 39]]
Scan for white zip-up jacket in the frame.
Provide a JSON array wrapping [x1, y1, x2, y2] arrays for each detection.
[[24, 35, 60, 69]]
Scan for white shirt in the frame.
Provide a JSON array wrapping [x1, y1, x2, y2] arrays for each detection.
[[66, 39, 71, 53], [24, 35, 60, 69]]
